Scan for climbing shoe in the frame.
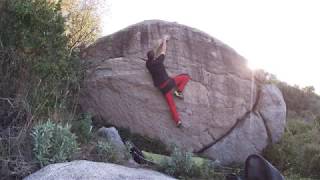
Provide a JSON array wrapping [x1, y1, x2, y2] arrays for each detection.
[[174, 90, 184, 99], [176, 120, 182, 128]]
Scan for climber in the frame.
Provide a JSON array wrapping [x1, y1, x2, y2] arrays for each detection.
[[146, 35, 190, 127]]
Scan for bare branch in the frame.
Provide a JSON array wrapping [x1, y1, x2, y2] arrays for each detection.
[[0, 97, 14, 107]]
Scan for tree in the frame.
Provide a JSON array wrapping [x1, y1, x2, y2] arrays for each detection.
[[303, 86, 315, 94], [60, 0, 107, 50], [0, 0, 80, 117], [0, 0, 82, 178]]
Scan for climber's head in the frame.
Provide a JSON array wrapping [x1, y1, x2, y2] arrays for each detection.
[[147, 50, 155, 61]]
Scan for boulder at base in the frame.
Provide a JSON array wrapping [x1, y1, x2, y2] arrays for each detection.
[[97, 127, 128, 161], [24, 160, 176, 180], [80, 20, 286, 164]]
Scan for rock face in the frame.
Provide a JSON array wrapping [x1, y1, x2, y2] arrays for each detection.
[[256, 85, 287, 143], [24, 160, 176, 180], [201, 85, 287, 164], [80, 20, 286, 164]]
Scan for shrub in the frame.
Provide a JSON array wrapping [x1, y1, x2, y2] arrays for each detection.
[[285, 174, 312, 180], [0, 0, 98, 178], [31, 120, 78, 167], [264, 120, 320, 178], [301, 143, 320, 175], [157, 147, 219, 179], [71, 113, 93, 143], [95, 140, 119, 163], [160, 147, 195, 177], [0, 0, 82, 118], [197, 160, 220, 179]]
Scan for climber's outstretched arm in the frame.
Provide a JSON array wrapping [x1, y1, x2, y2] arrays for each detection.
[[155, 36, 168, 58]]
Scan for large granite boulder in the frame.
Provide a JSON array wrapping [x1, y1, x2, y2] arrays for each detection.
[[24, 160, 176, 180], [80, 20, 286, 164]]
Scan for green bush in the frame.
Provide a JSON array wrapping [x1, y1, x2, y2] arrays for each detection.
[[301, 143, 320, 175], [0, 0, 96, 178], [285, 174, 314, 180], [71, 113, 93, 143], [157, 147, 221, 179], [196, 160, 221, 179], [95, 141, 119, 163], [159, 147, 195, 177], [31, 120, 78, 167], [0, 0, 82, 118], [264, 120, 320, 178]]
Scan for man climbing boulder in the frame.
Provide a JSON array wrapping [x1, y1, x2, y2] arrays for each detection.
[[146, 36, 190, 127]]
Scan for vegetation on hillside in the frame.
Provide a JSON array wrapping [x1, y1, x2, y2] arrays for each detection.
[[258, 69, 320, 122], [277, 82, 320, 121], [259, 70, 320, 179], [0, 0, 103, 178], [264, 118, 320, 179], [271, 79, 320, 180]]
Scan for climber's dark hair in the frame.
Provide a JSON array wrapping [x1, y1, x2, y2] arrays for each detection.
[[147, 50, 155, 60]]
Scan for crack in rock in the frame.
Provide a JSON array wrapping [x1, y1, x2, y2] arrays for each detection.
[[256, 111, 272, 144], [196, 110, 252, 153], [196, 83, 272, 154]]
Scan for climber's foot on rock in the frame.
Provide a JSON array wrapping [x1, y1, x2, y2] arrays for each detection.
[[176, 120, 182, 128], [174, 90, 184, 99]]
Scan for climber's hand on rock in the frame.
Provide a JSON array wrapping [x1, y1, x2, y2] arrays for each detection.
[[163, 35, 170, 42]]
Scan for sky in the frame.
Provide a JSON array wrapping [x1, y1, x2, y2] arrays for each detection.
[[101, 0, 320, 94]]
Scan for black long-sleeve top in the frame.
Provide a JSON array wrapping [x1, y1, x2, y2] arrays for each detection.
[[146, 54, 170, 87]]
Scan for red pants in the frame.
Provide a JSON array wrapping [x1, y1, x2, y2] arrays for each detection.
[[159, 74, 190, 125]]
